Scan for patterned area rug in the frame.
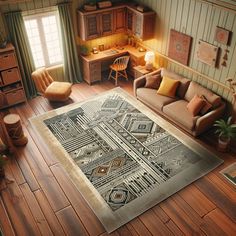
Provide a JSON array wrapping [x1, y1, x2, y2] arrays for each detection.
[[30, 88, 223, 233]]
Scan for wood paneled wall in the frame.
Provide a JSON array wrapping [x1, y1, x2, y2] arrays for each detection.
[[136, 0, 236, 101]]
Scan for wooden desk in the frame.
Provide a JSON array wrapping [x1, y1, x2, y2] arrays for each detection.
[[80, 45, 146, 85]]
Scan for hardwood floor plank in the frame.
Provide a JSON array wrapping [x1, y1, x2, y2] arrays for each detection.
[[0, 197, 15, 236], [56, 206, 89, 236], [173, 194, 226, 236], [178, 184, 216, 217], [1, 176, 40, 235], [16, 128, 70, 212], [195, 176, 236, 222], [20, 183, 53, 236], [117, 225, 138, 236], [207, 172, 236, 201], [125, 224, 140, 236], [203, 208, 236, 235], [7, 155, 25, 186], [165, 220, 184, 236], [14, 152, 40, 192], [129, 217, 152, 236], [50, 163, 105, 236], [152, 205, 170, 223], [34, 189, 65, 236], [139, 209, 173, 235], [160, 198, 204, 235]]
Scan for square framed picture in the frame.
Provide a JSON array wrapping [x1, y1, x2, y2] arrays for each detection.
[[196, 40, 219, 67], [168, 29, 192, 66], [220, 162, 236, 186], [214, 26, 230, 45]]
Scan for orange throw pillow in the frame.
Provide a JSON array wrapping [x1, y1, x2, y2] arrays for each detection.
[[187, 95, 205, 116], [157, 76, 179, 98]]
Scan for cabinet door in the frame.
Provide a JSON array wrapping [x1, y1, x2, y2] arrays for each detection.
[[133, 13, 143, 38], [100, 11, 113, 36], [85, 14, 100, 40], [114, 8, 126, 33], [126, 9, 134, 34]]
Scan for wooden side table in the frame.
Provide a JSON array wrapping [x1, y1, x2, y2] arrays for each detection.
[[3, 114, 28, 146], [133, 65, 156, 79]]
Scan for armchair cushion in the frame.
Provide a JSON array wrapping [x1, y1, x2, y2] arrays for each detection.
[[45, 81, 72, 101]]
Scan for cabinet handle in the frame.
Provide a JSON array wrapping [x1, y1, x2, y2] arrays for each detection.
[[7, 70, 12, 73], [3, 55, 9, 58]]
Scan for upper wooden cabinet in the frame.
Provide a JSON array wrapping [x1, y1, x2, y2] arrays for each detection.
[[114, 8, 126, 33], [127, 7, 156, 40], [77, 3, 156, 41]]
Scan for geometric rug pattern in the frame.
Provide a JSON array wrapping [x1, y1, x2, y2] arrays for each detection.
[[30, 88, 223, 232]]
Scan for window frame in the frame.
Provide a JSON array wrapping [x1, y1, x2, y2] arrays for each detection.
[[24, 11, 63, 69]]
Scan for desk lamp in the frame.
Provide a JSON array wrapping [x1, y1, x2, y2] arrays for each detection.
[[144, 51, 155, 70]]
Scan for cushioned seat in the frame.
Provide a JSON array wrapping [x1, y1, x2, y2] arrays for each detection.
[[32, 68, 72, 102], [136, 87, 178, 111], [163, 100, 200, 130], [45, 81, 72, 101]]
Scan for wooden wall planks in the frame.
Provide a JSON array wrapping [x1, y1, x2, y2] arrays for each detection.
[[137, 0, 236, 100]]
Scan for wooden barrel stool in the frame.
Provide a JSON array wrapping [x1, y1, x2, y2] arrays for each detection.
[[3, 114, 28, 146]]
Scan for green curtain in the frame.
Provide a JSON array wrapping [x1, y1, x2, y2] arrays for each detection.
[[5, 11, 37, 99], [58, 3, 82, 83]]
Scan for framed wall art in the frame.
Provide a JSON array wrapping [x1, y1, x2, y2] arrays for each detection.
[[196, 40, 219, 67], [168, 29, 192, 66], [215, 26, 230, 45]]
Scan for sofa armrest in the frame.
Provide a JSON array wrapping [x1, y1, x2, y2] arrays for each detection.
[[133, 68, 162, 97], [195, 102, 226, 136]]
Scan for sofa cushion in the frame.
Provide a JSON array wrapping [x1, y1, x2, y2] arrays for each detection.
[[200, 95, 213, 115], [145, 74, 162, 89], [157, 76, 179, 98], [161, 68, 190, 98], [163, 100, 200, 130], [187, 95, 205, 116], [184, 81, 221, 108], [136, 88, 178, 111]]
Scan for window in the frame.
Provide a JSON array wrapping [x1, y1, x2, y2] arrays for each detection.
[[24, 12, 63, 68]]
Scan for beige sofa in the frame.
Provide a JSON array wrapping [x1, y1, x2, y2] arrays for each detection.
[[134, 68, 226, 136]]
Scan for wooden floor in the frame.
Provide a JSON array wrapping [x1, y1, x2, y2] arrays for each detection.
[[0, 80, 236, 236]]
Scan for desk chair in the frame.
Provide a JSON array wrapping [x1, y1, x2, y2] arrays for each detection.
[[32, 68, 72, 102], [108, 56, 130, 86]]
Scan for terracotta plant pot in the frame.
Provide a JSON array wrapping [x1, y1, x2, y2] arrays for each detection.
[[218, 136, 230, 152]]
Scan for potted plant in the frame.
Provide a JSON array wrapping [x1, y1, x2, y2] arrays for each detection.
[[0, 31, 7, 49], [80, 44, 90, 56], [214, 116, 236, 152]]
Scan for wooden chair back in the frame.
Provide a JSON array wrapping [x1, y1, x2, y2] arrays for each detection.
[[112, 56, 130, 70], [32, 68, 54, 94]]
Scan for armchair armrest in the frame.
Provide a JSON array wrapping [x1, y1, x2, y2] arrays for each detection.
[[133, 68, 162, 97], [195, 102, 226, 136]]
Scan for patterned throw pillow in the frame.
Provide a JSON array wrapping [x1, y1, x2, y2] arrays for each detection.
[[157, 76, 179, 98]]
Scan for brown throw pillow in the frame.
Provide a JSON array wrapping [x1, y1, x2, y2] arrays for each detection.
[[187, 95, 205, 116], [200, 95, 212, 115], [145, 74, 162, 89]]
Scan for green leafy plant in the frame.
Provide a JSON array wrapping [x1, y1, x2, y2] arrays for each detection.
[[214, 116, 236, 140], [80, 44, 90, 56]]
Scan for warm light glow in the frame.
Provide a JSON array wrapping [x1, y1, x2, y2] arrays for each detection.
[[144, 51, 155, 70]]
